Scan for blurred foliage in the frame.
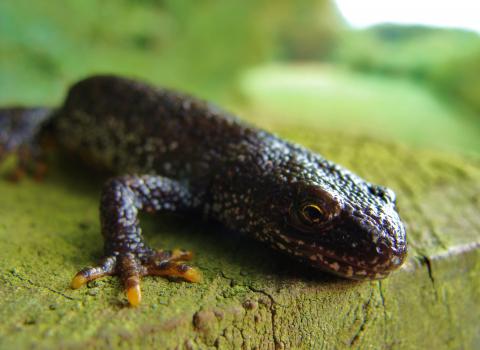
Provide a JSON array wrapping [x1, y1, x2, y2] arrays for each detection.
[[275, 1, 344, 60], [430, 48, 480, 114], [0, 1, 479, 155], [0, 0, 341, 105], [334, 24, 480, 114]]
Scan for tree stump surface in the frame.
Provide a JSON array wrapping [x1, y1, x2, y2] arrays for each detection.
[[1, 126, 479, 349]]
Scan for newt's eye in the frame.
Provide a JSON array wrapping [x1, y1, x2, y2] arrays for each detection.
[[300, 204, 325, 224], [288, 184, 342, 232]]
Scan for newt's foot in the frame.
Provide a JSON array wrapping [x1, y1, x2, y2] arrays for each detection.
[[0, 107, 51, 182], [71, 249, 201, 307], [5, 158, 48, 182], [0, 142, 49, 182]]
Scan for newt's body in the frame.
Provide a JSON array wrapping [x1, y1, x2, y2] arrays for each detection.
[[0, 75, 407, 306]]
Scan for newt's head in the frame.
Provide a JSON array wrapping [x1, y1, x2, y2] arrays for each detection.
[[262, 151, 407, 280]]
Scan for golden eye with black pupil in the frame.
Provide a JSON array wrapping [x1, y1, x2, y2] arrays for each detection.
[[301, 204, 325, 224]]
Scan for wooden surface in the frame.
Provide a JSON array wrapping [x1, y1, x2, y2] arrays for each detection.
[[0, 127, 479, 349]]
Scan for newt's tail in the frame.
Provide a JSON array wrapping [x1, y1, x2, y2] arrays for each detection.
[[0, 107, 54, 178]]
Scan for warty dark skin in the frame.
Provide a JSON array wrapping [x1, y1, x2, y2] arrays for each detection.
[[0, 75, 407, 306]]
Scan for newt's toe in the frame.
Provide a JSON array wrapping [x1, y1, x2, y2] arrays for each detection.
[[3, 148, 49, 182], [147, 260, 202, 283], [71, 249, 200, 307], [125, 276, 142, 307], [183, 266, 202, 283], [71, 274, 88, 289], [154, 248, 193, 262], [71, 256, 117, 289]]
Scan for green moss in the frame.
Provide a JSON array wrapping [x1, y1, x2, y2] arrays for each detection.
[[1, 128, 479, 349]]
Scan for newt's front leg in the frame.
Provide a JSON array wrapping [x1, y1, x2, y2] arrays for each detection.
[[71, 175, 201, 306]]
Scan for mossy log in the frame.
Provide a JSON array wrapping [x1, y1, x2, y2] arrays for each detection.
[[0, 127, 479, 349]]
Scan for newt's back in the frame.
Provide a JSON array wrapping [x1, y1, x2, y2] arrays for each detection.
[[54, 75, 256, 183]]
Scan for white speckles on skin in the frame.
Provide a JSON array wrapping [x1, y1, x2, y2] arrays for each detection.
[[330, 262, 340, 271], [345, 266, 354, 277], [391, 256, 402, 265], [278, 234, 291, 243], [324, 250, 334, 257]]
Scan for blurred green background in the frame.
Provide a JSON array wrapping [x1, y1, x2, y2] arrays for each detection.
[[1, 0, 479, 155]]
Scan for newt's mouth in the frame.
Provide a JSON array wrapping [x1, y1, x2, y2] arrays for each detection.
[[305, 245, 406, 280], [273, 223, 407, 280]]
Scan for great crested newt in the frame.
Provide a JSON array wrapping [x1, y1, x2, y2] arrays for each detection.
[[0, 75, 407, 306]]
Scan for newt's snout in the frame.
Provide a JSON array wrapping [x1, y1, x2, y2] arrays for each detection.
[[307, 212, 408, 280]]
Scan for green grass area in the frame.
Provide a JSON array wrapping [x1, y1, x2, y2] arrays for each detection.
[[238, 64, 480, 156]]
